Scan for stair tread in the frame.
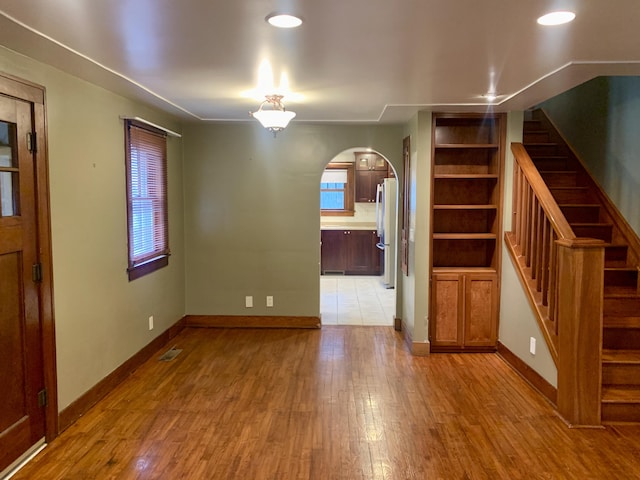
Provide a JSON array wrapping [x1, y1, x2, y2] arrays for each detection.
[[570, 222, 613, 227], [559, 203, 600, 207], [603, 349, 640, 363], [604, 316, 640, 328], [602, 385, 640, 403], [604, 285, 638, 296]]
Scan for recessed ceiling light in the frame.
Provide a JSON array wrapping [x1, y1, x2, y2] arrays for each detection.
[[537, 11, 576, 26], [266, 13, 303, 29], [483, 93, 498, 101]]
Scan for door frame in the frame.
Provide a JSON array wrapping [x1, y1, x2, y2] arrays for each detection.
[[1, 71, 58, 440]]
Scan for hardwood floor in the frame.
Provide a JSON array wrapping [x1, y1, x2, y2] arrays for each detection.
[[12, 327, 640, 479]]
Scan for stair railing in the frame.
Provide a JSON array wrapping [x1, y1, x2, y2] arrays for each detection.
[[507, 143, 604, 427]]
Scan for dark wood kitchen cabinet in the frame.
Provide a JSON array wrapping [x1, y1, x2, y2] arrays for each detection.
[[321, 230, 380, 275], [355, 152, 388, 203]]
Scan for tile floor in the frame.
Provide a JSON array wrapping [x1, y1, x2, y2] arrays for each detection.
[[320, 275, 396, 326]]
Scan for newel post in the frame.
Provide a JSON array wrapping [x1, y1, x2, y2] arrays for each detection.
[[556, 238, 604, 427]]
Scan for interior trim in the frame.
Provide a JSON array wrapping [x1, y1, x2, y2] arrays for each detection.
[[184, 315, 321, 329], [58, 318, 186, 433], [400, 318, 430, 356], [497, 341, 558, 405]]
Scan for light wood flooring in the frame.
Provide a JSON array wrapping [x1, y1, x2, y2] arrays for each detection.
[[12, 327, 640, 479]]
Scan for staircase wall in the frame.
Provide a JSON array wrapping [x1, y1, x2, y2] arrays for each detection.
[[498, 111, 558, 388], [538, 76, 640, 237]]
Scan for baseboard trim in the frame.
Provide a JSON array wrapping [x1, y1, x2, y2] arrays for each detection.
[[184, 315, 321, 329], [58, 317, 186, 433], [393, 316, 402, 331], [497, 341, 557, 405], [400, 318, 430, 356]]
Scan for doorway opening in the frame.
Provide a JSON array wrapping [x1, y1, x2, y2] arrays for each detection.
[[319, 148, 398, 325]]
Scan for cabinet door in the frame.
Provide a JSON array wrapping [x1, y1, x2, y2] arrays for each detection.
[[355, 171, 373, 202], [346, 230, 374, 273], [464, 273, 498, 347], [321, 230, 347, 273], [356, 170, 386, 203], [430, 274, 464, 347], [371, 231, 382, 275]]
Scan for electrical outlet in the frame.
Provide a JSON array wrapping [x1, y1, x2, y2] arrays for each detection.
[[266, 296, 274, 307], [148, 316, 154, 331], [529, 337, 536, 355], [245, 296, 253, 308]]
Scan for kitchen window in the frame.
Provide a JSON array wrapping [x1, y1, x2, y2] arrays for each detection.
[[320, 162, 354, 216], [124, 119, 169, 280]]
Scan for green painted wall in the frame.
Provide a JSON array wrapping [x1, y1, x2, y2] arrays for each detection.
[[539, 76, 640, 235], [182, 121, 404, 317], [0, 46, 186, 411]]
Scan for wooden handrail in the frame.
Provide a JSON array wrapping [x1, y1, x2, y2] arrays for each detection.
[[511, 143, 575, 242], [507, 141, 604, 427]]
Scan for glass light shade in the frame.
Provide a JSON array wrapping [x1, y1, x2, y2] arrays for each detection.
[[537, 11, 575, 26], [252, 109, 296, 130], [266, 14, 303, 28]]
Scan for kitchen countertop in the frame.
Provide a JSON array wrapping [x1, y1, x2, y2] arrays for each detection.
[[321, 223, 376, 231]]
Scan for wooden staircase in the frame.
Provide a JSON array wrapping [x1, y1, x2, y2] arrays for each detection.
[[523, 109, 640, 424]]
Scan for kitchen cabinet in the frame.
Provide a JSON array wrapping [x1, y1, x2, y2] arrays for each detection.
[[356, 170, 387, 203], [355, 152, 388, 203], [428, 113, 506, 352], [355, 152, 387, 171], [321, 230, 380, 275], [430, 272, 498, 350]]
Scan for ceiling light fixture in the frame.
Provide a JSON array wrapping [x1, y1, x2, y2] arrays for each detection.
[[483, 92, 498, 102], [537, 11, 576, 26], [250, 94, 296, 136], [266, 13, 303, 28]]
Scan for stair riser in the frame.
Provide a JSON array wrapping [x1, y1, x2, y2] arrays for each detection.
[[604, 328, 640, 349], [604, 297, 640, 316], [524, 132, 550, 143], [602, 403, 640, 423], [540, 172, 579, 187], [604, 270, 638, 289], [525, 144, 561, 156], [602, 362, 640, 383], [560, 206, 601, 223], [605, 246, 629, 268], [550, 189, 593, 204], [571, 225, 613, 243], [533, 158, 570, 171]]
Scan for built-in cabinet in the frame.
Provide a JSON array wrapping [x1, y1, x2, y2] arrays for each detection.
[[429, 113, 505, 352], [355, 152, 388, 202], [321, 230, 381, 275]]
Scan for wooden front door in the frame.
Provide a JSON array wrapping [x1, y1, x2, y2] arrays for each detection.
[[0, 93, 47, 472]]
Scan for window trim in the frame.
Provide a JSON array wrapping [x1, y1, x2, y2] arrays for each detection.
[[125, 119, 170, 281], [320, 162, 355, 216]]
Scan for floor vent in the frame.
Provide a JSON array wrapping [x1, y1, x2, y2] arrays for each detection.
[[158, 346, 182, 362]]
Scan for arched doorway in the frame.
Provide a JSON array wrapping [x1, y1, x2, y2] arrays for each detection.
[[319, 148, 398, 325]]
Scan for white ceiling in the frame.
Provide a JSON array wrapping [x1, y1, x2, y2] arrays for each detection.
[[1, 1, 639, 124]]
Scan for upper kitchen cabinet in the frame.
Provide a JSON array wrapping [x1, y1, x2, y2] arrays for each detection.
[[355, 152, 388, 203]]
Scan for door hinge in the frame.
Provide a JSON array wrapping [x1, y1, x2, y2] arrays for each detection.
[[27, 131, 37, 153], [37, 389, 48, 408], [32, 263, 43, 283]]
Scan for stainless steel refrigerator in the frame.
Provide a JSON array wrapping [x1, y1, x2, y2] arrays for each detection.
[[375, 177, 397, 288]]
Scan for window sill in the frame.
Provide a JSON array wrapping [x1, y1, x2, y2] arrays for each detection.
[[128, 255, 169, 281], [321, 210, 355, 217]]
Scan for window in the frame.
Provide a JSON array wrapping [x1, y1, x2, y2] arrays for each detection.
[[320, 162, 354, 216], [125, 120, 169, 280]]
